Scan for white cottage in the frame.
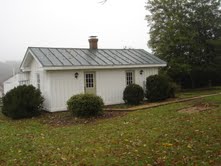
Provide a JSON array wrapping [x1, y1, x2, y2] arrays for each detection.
[[4, 37, 166, 112]]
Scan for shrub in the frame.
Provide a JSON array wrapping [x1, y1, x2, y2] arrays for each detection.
[[123, 84, 144, 105], [2, 85, 44, 119], [67, 93, 104, 118], [145, 75, 175, 102]]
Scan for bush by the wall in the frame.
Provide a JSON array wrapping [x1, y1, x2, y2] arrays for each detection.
[[67, 93, 104, 118], [2, 85, 44, 119], [123, 84, 144, 105], [145, 75, 175, 102]]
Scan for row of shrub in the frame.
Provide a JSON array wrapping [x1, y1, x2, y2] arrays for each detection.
[[67, 75, 176, 118], [2, 75, 176, 119], [123, 75, 176, 104]]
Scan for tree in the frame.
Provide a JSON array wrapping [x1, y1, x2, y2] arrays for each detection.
[[146, 0, 221, 88], [207, 39, 221, 56]]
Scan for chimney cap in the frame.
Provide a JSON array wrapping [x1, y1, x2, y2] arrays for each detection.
[[89, 36, 98, 39]]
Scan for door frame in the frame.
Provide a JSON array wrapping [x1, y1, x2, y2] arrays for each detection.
[[84, 71, 96, 95]]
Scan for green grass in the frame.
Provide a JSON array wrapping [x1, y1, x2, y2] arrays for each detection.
[[177, 86, 221, 99], [0, 94, 221, 165], [106, 86, 221, 109]]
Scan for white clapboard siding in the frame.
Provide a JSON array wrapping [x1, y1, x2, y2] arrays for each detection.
[[48, 70, 84, 112], [46, 68, 159, 112]]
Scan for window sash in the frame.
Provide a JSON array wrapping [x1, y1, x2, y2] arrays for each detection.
[[85, 73, 94, 88], [126, 71, 134, 85]]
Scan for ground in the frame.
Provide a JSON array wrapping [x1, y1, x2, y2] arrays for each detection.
[[0, 88, 221, 165]]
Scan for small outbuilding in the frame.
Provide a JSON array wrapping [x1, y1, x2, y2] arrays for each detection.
[[4, 37, 166, 112]]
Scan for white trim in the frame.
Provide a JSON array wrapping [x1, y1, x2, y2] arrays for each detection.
[[43, 64, 167, 71], [20, 49, 43, 71]]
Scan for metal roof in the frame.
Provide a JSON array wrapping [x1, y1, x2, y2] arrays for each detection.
[[28, 47, 166, 67]]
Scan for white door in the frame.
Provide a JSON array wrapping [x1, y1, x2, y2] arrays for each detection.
[[84, 72, 96, 95]]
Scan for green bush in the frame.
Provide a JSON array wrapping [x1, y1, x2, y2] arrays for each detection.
[[67, 93, 104, 117], [123, 84, 144, 105], [146, 75, 175, 102], [2, 85, 44, 119]]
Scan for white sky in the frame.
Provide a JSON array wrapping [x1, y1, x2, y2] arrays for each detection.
[[0, 0, 150, 61]]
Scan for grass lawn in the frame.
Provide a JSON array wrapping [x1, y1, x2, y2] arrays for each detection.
[[0, 94, 221, 165], [106, 86, 221, 109], [177, 86, 221, 99]]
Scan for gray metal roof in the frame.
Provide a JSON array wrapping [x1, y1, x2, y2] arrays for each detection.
[[28, 47, 166, 67]]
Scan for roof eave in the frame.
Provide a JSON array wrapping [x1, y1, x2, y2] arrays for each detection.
[[20, 48, 43, 71], [43, 63, 167, 71]]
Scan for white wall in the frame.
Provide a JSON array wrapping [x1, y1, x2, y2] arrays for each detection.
[[3, 63, 159, 112], [97, 68, 158, 105], [28, 59, 51, 111], [3, 72, 30, 94], [47, 67, 158, 112], [29, 59, 39, 88], [3, 75, 19, 94], [48, 70, 84, 112]]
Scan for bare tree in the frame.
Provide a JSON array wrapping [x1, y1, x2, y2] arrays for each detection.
[[99, 0, 107, 4]]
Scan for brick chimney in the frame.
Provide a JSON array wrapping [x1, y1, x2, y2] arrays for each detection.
[[89, 36, 98, 49]]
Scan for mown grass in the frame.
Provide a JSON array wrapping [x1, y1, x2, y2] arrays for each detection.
[[177, 86, 221, 99], [0, 95, 221, 165], [106, 86, 221, 109]]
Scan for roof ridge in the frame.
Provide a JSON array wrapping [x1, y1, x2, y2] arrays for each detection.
[[28, 47, 144, 50]]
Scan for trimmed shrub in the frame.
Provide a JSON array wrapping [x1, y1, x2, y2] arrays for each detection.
[[67, 93, 104, 118], [146, 75, 175, 102], [123, 84, 144, 105], [2, 85, 44, 119]]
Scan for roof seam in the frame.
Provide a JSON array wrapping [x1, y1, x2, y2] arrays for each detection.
[[109, 50, 131, 64], [80, 50, 101, 65], [129, 49, 155, 64], [139, 50, 165, 63], [71, 49, 92, 65], [115, 50, 138, 64], [87, 50, 109, 65], [38, 48, 54, 66], [48, 48, 64, 65], [124, 50, 147, 64], [56, 48, 74, 65], [102, 50, 123, 65], [28, 49, 45, 67], [63, 49, 83, 65]]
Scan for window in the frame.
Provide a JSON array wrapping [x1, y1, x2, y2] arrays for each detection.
[[19, 80, 29, 85], [36, 73, 40, 89], [126, 71, 134, 86], [85, 73, 94, 88]]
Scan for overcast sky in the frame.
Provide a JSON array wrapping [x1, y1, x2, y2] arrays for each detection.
[[0, 0, 150, 62]]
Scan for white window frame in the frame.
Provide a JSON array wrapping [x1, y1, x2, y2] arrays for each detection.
[[126, 70, 135, 86], [85, 73, 94, 88]]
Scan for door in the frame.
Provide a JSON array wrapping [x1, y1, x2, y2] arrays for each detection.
[[84, 72, 96, 95]]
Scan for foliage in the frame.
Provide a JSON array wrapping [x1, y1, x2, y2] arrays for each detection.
[[146, 0, 221, 88], [123, 84, 144, 105], [207, 39, 221, 56], [146, 75, 175, 101], [0, 92, 221, 165], [2, 85, 44, 119], [67, 93, 104, 117]]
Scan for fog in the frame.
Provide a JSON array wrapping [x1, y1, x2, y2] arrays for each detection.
[[0, 0, 150, 61]]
